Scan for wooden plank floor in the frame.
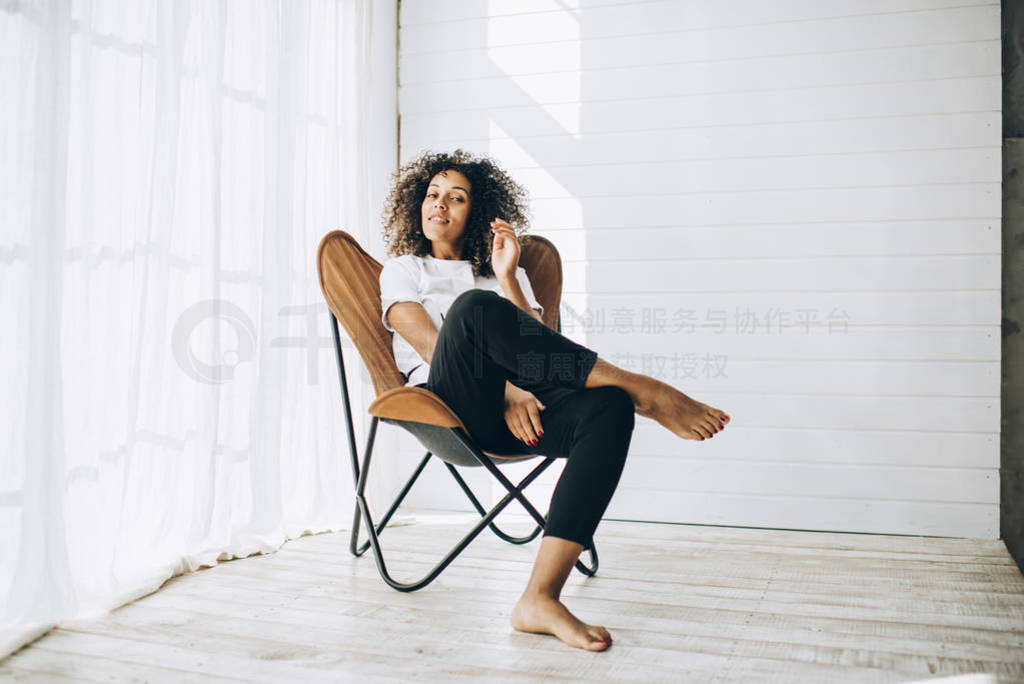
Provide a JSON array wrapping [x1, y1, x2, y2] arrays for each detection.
[[2, 511, 1023, 682]]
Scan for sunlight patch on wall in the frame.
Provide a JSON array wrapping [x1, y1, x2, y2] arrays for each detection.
[[487, 120, 577, 209], [487, 0, 581, 137]]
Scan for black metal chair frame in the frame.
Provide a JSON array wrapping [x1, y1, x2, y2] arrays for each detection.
[[329, 312, 598, 592]]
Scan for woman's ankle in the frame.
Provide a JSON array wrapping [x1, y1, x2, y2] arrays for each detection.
[[519, 584, 561, 602], [585, 358, 657, 414]]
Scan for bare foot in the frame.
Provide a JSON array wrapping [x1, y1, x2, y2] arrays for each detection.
[[635, 376, 730, 441], [584, 358, 729, 441], [511, 594, 612, 652]]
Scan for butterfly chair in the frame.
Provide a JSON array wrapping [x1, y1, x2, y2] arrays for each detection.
[[316, 230, 598, 592]]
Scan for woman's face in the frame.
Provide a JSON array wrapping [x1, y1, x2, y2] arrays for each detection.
[[421, 169, 472, 247]]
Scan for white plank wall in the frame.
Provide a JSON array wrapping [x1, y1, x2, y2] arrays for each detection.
[[391, 0, 1001, 538]]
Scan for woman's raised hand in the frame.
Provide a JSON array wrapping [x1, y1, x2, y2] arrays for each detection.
[[490, 217, 519, 282]]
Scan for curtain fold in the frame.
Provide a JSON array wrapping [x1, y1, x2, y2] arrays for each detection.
[[1, 0, 386, 658]]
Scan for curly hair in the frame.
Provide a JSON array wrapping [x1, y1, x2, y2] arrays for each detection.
[[380, 149, 531, 278]]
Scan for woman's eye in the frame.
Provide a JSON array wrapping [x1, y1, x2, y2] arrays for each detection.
[[450, 196, 463, 202]]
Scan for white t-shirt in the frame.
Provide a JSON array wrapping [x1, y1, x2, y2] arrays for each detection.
[[380, 254, 544, 387]]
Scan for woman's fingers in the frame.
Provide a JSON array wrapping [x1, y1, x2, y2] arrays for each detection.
[[504, 397, 546, 447], [490, 225, 516, 243], [490, 220, 517, 240], [491, 226, 515, 251], [490, 220, 520, 273], [515, 413, 535, 445], [526, 403, 544, 442], [512, 406, 540, 445], [506, 417, 524, 443]]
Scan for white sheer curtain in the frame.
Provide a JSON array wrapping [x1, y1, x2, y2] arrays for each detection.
[[0, 0, 393, 657]]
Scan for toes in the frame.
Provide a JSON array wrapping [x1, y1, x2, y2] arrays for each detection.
[[583, 632, 611, 651], [703, 418, 720, 436]]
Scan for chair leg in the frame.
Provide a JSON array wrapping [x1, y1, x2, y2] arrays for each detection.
[[350, 449, 433, 557], [577, 544, 599, 576], [448, 431, 601, 578], [443, 462, 545, 545], [350, 419, 566, 591]]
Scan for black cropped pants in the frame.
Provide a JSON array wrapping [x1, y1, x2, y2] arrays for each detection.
[[421, 289, 635, 549]]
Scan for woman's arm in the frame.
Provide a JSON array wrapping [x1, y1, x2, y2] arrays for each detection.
[[386, 300, 533, 403], [498, 275, 544, 324], [386, 301, 439, 366]]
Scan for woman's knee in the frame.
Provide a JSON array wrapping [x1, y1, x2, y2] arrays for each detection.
[[446, 289, 498, 325], [445, 289, 514, 334], [452, 288, 495, 308], [581, 386, 636, 432]]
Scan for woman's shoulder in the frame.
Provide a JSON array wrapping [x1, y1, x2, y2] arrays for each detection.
[[382, 253, 425, 272], [379, 254, 426, 294]]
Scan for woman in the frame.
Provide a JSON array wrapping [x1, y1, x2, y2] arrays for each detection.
[[379, 150, 731, 652]]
